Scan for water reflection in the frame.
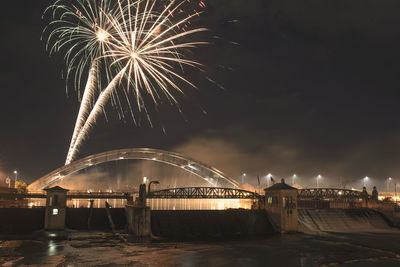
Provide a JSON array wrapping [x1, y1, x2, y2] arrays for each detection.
[[149, 199, 253, 210], [48, 240, 57, 256]]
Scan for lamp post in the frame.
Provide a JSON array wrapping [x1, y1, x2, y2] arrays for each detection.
[[143, 176, 147, 184], [364, 176, 369, 187], [13, 170, 18, 185], [267, 173, 272, 187], [292, 174, 296, 185], [388, 177, 392, 192], [317, 175, 321, 187], [242, 173, 246, 184], [148, 180, 160, 194]]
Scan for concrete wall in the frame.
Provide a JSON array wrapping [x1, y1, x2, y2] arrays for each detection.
[[125, 205, 151, 237], [0, 208, 44, 233], [151, 210, 276, 240], [298, 209, 394, 233], [66, 208, 126, 230]]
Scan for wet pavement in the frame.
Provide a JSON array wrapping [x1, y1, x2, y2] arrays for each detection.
[[1, 231, 400, 266]]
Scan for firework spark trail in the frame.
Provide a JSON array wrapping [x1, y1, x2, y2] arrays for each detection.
[[67, 66, 128, 164], [66, 60, 98, 163]]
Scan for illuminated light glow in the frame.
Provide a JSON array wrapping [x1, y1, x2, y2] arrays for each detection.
[[130, 51, 138, 59], [119, 156, 124, 160], [96, 29, 109, 42], [187, 164, 197, 170], [143, 177, 147, 183], [52, 208, 59, 215]]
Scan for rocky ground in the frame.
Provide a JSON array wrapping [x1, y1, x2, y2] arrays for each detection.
[[2, 230, 400, 266]]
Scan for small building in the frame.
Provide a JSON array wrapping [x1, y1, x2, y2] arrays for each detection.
[[44, 186, 69, 230], [264, 179, 298, 233]]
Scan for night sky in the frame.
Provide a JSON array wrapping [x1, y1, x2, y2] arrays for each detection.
[[2, 0, 400, 189]]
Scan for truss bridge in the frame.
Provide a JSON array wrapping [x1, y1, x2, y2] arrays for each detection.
[[147, 187, 262, 199]]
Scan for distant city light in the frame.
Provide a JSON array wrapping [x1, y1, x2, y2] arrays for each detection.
[[143, 177, 147, 183]]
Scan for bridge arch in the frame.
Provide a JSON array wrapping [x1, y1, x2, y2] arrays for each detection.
[[27, 148, 240, 191]]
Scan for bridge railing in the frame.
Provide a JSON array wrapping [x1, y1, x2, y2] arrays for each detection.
[[298, 188, 363, 201]]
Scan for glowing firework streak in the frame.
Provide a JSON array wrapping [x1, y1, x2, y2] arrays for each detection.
[[66, 60, 98, 162], [67, 66, 128, 164]]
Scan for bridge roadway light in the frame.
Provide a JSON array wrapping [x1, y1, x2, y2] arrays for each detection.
[[317, 175, 322, 187], [242, 173, 246, 184], [292, 174, 296, 185], [14, 170, 18, 183]]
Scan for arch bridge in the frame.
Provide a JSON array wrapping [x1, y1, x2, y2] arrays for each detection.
[[298, 188, 362, 200], [28, 148, 239, 191], [148, 187, 262, 199]]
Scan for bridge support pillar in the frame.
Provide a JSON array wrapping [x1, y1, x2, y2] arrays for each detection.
[[125, 184, 151, 238], [44, 186, 69, 230], [264, 179, 298, 233]]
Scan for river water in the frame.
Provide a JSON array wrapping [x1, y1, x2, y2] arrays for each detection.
[[1, 231, 400, 266]]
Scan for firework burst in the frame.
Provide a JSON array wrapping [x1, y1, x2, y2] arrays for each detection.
[[44, 0, 209, 164]]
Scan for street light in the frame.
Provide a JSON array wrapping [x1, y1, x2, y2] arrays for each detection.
[[148, 180, 160, 194], [364, 176, 369, 187], [266, 173, 272, 187], [143, 176, 147, 184], [292, 174, 297, 185], [317, 175, 322, 187], [388, 177, 392, 192], [242, 173, 246, 184], [13, 170, 18, 184]]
